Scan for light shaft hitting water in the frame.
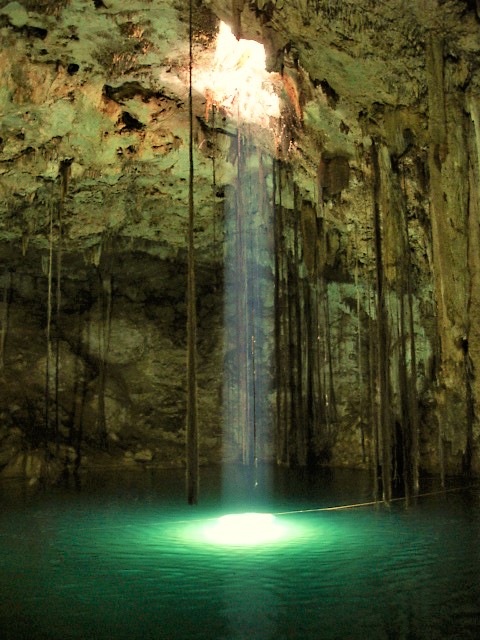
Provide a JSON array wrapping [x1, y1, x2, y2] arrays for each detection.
[[198, 23, 280, 496], [223, 134, 275, 493]]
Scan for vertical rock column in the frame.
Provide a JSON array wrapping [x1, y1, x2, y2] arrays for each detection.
[[425, 31, 470, 478], [372, 140, 421, 496], [465, 95, 480, 474]]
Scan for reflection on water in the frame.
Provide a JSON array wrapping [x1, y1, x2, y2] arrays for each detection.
[[0, 467, 479, 640]]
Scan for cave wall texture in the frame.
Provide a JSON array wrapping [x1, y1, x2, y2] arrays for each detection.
[[0, 0, 480, 490]]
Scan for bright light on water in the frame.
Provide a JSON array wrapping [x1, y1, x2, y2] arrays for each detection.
[[204, 513, 284, 546], [179, 511, 310, 549]]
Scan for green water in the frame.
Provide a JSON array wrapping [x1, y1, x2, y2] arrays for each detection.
[[0, 467, 479, 639]]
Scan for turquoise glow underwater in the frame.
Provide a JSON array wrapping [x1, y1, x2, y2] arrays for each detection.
[[0, 467, 479, 640]]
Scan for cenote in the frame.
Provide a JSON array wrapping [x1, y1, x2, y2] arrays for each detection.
[[2, 3, 480, 640], [1, 467, 479, 640]]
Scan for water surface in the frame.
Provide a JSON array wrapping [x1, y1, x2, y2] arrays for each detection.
[[0, 467, 478, 639]]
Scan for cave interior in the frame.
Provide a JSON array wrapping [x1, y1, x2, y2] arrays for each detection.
[[0, 0, 480, 502]]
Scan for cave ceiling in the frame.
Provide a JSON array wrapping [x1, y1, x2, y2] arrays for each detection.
[[0, 0, 479, 265]]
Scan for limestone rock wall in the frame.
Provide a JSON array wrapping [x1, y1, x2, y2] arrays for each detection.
[[0, 247, 223, 479], [0, 0, 480, 485]]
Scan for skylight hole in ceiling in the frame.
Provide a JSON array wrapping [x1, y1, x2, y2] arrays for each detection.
[[200, 22, 280, 127]]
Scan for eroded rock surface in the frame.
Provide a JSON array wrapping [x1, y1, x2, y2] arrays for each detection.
[[1, 0, 480, 484]]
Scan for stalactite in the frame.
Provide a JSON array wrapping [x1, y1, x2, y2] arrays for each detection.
[[273, 158, 282, 464], [300, 278, 310, 463], [371, 141, 422, 499], [21, 233, 29, 257], [97, 269, 112, 449], [318, 241, 330, 440], [463, 106, 480, 475], [371, 140, 392, 504], [0, 270, 11, 371], [274, 181, 334, 468], [354, 222, 365, 462], [426, 32, 449, 487], [186, 0, 199, 504], [366, 263, 380, 501], [406, 281, 420, 493], [275, 162, 290, 465], [317, 216, 337, 436], [304, 279, 315, 463], [211, 104, 219, 287], [463, 339, 474, 476], [70, 311, 88, 474], [299, 197, 319, 464], [313, 275, 327, 460], [286, 210, 298, 463], [54, 159, 71, 451], [293, 188, 306, 465], [311, 167, 335, 465], [54, 227, 61, 449], [359, 192, 379, 499], [396, 289, 411, 499], [232, 0, 244, 37], [324, 279, 337, 427], [44, 202, 54, 445], [400, 167, 420, 493]]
